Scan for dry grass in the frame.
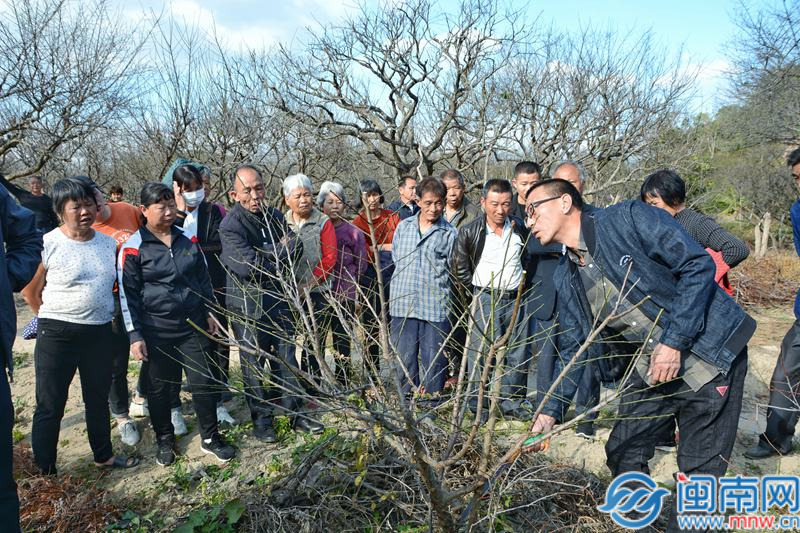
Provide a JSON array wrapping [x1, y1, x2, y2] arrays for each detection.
[[14, 444, 122, 532], [731, 250, 800, 309]]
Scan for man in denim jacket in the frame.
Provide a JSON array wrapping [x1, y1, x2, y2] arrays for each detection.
[[524, 178, 755, 532]]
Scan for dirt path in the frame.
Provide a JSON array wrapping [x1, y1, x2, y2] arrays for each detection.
[[9, 299, 800, 527]]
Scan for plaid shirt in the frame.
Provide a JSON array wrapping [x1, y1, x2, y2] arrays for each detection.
[[390, 214, 457, 322]]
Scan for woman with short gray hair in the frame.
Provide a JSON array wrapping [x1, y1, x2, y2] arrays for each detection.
[[283, 174, 338, 391], [318, 181, 368, 384]]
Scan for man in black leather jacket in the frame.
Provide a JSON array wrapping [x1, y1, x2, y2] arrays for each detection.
[[450, 179, 534, 421]]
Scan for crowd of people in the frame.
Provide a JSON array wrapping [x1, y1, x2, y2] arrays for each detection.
[[0, 150, 799, 531]]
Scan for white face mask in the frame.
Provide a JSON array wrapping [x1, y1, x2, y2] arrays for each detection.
[[182, 189, 205, 208]]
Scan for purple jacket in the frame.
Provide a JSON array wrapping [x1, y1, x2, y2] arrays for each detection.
[[332, 221, 368, 300]]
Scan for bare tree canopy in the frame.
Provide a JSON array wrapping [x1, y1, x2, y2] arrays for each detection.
[[727, 0, 800, 144], [0, 0, 145, 181], [502, 26, 695, 198], [260, 0, 531, 179]]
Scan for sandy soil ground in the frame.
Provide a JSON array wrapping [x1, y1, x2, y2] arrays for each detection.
[[8, 298, 800, 527]]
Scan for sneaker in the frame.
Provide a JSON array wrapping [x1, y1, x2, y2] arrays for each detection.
[[216, 404, 236, 426], [118, 420, 141, 446], [171, 408, 188, 436], [156, 440, 176, 466], [129, 399, 149, 418], [575, 422, 595, 439], [201, 434, 236, 463]]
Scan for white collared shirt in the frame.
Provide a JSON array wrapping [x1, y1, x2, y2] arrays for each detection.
[[183, 209, 198, 240], [472, 219, 524, 290]]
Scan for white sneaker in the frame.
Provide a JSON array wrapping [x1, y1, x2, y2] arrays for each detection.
[[171, 408, 188, 436], [118, 420, 141, 446], [129, 399, 149, 418], [216, 404, 236, 426]]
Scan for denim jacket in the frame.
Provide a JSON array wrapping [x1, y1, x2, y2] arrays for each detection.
[[542, 200, 756, 421]]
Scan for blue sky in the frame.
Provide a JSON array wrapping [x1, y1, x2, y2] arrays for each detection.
[[118, 0, 779, 114]]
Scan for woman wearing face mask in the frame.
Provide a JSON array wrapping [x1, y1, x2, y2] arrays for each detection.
[[172, 164, 236, 426]]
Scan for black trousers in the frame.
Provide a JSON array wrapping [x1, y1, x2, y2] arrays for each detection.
[[299, 292, 332, 392], [531, 314, 559, 409], [445, 297, 470, 377], [760, 319, 800, 453], [361, 264, 390, 377], [144, 333, 218, 443], [134, 293, 230, 407], [606, 348, 748, 533], [329, 299, 355, 384], [108, 309, 131, 417], [0, 368, 19, 531], [230, 299, 304, 427], [32, 319, 114, 474], [574, 361, 600, 423]]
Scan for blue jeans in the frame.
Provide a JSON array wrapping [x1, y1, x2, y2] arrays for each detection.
[[390, 317, 449, 396], [466, 289, 532, 413]]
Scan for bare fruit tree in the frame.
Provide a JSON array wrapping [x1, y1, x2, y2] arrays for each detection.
[[0, 0, 145, 181], [727, 0, 800, 145], [258, 0, 530, 180], [500, 26, 695, 201]]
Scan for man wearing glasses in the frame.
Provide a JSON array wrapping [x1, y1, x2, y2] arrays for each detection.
[[746, 147, 800, 459], [523, 178, 755, 532]]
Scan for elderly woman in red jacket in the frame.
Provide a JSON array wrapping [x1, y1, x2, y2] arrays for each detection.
[[283, 174, 338, 392]]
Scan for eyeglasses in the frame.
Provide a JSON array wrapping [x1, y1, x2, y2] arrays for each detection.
[[525, 195, 561, 217]]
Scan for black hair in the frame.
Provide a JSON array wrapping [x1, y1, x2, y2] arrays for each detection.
[[788, 148, 800, 168], [438, 169, 464, 185], [528, 178, 584, 210], [109, 184, 123, 194], [398, 175, 416, 188], [415, 177, 446, 201], [69, 175, 101, 193], [358, 179, 385, 208], [28, 175, 43, 183], [140, 182, 174, 207], [481, 178, 513, 198], [139, 182, 174, 225], [230, 164, 263, 187], [173, 164, 204, 190], [640, 169, 686, 207], [51, 177, 98, 216], [513, 161, 542, 178]]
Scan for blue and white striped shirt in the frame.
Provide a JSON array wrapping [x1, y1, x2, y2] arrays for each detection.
[[390, 214, 457, 322]]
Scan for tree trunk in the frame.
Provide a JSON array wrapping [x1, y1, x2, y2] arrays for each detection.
[[754, 211, 772, 259]]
